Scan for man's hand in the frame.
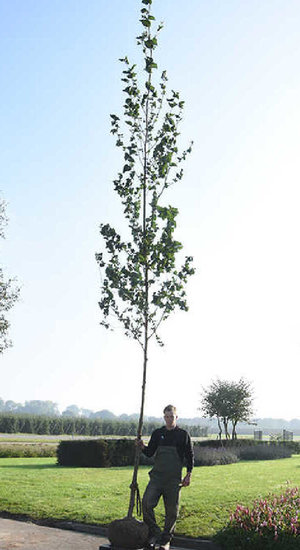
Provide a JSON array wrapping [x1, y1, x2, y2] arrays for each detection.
[[181, 472, 191, 487], [135, 437, 145, 450]]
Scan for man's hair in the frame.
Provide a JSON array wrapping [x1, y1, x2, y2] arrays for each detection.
[[163, 404, 177, 414]]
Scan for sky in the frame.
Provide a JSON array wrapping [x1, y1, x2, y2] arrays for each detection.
[[1, 0, 300, 421]]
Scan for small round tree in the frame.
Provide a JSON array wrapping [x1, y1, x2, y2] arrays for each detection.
[[200, 378, 254, 440]]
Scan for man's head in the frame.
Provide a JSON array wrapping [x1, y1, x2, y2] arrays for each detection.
[[163, 404, 178, 430]]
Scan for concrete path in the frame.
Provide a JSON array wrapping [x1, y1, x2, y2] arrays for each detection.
[[0, 518, 221, 550], [0, 519, 107, 550]]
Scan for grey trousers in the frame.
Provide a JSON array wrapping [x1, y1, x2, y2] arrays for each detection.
[[142, 477, 181, 543]]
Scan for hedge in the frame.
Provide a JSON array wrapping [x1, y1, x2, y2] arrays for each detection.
[[57, 439, 111, 467], [0, 443, 57, 458], [197, 438, 300, 455], [57, 439, 295, 468], [0, 413, 207, 437], [194, 446, 239, 466]]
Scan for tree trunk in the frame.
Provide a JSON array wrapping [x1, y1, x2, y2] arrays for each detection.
[[232, 421, 237, 440], [127, 342, 148, 518], [127, 50, 151, 518], [217, 416, 222, 441], [223, 417, 230, 439]]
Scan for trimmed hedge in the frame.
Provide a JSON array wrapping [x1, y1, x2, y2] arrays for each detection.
[[57, 439, 157, 467], [197, 439, 300, 455], [0, 444, 57, 458], [237, 444, 292, 461], [57, 439, 111, 467], [194, 446, 238, 466], [57, 439, 294, 468]]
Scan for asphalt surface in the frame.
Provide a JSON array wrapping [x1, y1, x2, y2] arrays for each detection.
[[0, 518, 107, 550], [0, 518, 221, 550]]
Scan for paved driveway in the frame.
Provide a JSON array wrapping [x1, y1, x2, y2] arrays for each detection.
[[0, 518, 107, 550], [0, 518, 220, 550]]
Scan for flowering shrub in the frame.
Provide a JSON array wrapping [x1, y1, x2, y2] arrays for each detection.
[[215, 487, 300, 549]]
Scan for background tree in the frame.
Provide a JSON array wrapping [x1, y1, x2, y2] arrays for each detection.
[[96, 0, 194, 520], [22, 400, 60, 416], [0, 197, 20, 354], [200, 378, 254, 440], [228, 378, 254, 439], [3, 400, 22, 413], [199, 379, 232, 440], [62, 404, 81, 417]]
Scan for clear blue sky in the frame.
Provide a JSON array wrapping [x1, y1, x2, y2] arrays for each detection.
[[1, 0, 300, 420]]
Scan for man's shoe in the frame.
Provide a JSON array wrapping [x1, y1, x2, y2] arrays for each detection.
[[144, 535, 158, 549]]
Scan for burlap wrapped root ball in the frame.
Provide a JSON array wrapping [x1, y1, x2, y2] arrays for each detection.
[[108, 517, 149, 549]]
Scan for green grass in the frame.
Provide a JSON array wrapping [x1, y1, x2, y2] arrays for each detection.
[[0, 456, 300, 538]]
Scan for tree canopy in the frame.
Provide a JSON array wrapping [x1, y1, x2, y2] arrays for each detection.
[[200, 378, 254, 439]]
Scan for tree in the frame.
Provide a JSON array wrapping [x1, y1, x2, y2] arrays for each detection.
[[91, 409, 116, 420], [0, 197, 20, 353], [80, 408, 93, 418], [22, 400, 60, 416], [200, 378, 254, 440], [228, 379, 254, 439], [62, 404, 80, 417], [96, 0, 194, 521], [3, 400, 22, 413], [199, 379, 231, 440]]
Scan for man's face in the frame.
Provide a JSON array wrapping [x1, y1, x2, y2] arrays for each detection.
[[164, 410, 177, 430]]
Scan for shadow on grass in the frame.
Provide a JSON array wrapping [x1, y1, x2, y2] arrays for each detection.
[[0, 462, 145, 473], [0, 463, 58, 469]]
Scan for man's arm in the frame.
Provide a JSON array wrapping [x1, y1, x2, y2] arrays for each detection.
[[181, 432, 194, 487], [135, 429, 159, 457]]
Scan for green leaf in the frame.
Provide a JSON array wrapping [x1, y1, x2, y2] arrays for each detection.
[[98, 0, 194, 350], [140, 18, 151, 28], [144, 37, 157, 49]]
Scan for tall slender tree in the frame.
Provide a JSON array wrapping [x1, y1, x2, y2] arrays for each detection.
[[96, 0, 194, 520]]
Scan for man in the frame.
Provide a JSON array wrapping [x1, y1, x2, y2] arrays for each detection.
[[136, 405, 194, 550]]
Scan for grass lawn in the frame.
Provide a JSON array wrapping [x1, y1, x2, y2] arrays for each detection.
[[0, 456, 299, 538]]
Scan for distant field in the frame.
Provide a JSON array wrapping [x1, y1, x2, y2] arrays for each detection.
[[0, 455, 299, 538], [1, 432, 299, 443], [0, 434, 132, 443]]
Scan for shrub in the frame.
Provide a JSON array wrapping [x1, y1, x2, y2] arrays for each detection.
[[195, 439, 300, 458], [280, 441, 300, 455], [238, 444, 292, 461], [215, 487, 300, 549], [0, 444, 57, 458], [56, 439, 294, 468], [107, 439, 135, 466], [193, 446, 238, 466], [57, 439, 110, 467]]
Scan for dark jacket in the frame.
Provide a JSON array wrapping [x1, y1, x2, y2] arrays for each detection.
[[142, 425, 194, 472]]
